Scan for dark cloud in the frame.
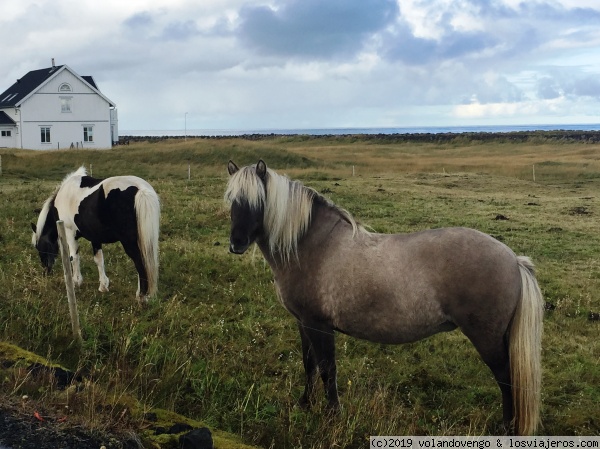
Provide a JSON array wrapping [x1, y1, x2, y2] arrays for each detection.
[[380, 0, 507, 66], [382, 23, 437, 65], [236, 0, 398, 59], [382, 22, 498, 65]]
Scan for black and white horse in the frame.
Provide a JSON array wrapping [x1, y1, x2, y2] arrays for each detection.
[[32, 167, 160, 303]]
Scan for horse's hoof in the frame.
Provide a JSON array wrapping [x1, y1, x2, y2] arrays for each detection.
[[98, 285, 109, 293], [325, 401, 341, 416], [297, 396, 311, 410]]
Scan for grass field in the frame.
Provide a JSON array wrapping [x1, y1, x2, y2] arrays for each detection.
[[0, 135, 599, 447]]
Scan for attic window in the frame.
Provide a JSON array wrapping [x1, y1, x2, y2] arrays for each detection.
[[59, 83, 72, 92]]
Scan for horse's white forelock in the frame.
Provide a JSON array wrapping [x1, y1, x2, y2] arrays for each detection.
[[225, 165, 314, 262], [33, 166, 88, 245], [225, 165, 266, 210]]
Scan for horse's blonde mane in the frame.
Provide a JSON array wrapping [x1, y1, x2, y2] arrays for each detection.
[[225, 164, 359, 263], [32, 166, 88, 245]]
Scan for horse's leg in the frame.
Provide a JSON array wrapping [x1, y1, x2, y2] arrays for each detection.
[[488, 352, 513, 434], [65, 232, 83, 287], [298, 321, 318, 409], [92, 242, 109, 292], [121, 240, 148, 303], [299, 322, 339, 410], [467, 332, 514, 434]]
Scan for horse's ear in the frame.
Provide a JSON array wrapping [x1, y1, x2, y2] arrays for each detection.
[[228, 160, 239, 176], [256, 160, 267, 180], [31, 222, 36, 233]]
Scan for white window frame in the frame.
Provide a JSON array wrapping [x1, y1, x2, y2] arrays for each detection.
[[59, 83, 72, 92], [40, 126, 51, 144], [1, 130, 12, 137], [83, 125, 94, 142]]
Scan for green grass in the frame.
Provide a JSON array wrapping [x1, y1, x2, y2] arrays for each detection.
[[0, 135, 599, 447]]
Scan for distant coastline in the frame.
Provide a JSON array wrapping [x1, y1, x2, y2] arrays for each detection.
[[120, 123, 600, 138], [118, 124, 600, 144]]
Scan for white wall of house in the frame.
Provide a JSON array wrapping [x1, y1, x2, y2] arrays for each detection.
[[110, 108, 119, 144], [0, 108, 19, 148], [18, 69, 114, 150], [0, 125, 17, 148]]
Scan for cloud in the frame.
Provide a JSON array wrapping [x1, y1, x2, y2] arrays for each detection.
[[2, 0, 600, 130], [537, 77, 561, 100], [537, 73, 600, 100], [123, 11, 154, 28], [452, 97, 563, 119], [236, 0, 398, 59], [382, 0, 600, 67], [162, 20, 200, 41], [569, 75, 600, 98], [382, 22, 497, 65]]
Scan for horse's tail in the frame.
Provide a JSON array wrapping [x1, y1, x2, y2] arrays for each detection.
[[134, 187, 160, 298], [510, 256, 543, 435]]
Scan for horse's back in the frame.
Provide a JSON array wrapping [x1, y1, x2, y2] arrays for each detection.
[[102, 175, 155, 195], [54, 173, 156, 243], [371, 227, 521, 318]]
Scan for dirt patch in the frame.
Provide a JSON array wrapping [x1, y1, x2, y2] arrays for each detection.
[[0, 398, 140, 449], [569, 206, 591, 215]]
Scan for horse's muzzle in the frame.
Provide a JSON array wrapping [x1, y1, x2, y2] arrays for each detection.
[[229, 243, 248, 254], [229, 236, 251, 254]]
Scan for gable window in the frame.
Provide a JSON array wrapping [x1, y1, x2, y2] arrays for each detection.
[[83, 126, 94, 142], [60, 96, 72, 113], [40, 127, 51, 143], [1, 130, 12, 137], [59, 83, 72, 92]]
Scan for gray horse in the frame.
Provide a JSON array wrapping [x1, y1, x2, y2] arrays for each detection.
[[225, 160, 543, 435]]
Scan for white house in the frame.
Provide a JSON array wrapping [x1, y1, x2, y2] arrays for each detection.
[[0, 60, 118, 150]]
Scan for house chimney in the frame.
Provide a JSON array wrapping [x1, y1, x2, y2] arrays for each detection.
[[52, 58, 55, 67]]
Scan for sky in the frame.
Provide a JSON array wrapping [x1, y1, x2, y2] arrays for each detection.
[[2, 0, 600, 131]]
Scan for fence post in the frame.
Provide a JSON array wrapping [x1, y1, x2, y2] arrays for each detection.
[[532, 164, 536, 182], [56, 220, 83, 345], [188, 164, 191, 180], [0, 155, 2, 176]]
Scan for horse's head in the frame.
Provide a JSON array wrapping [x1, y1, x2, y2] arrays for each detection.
[[31, 216, 59, 274], [225, 160, 267, 254]]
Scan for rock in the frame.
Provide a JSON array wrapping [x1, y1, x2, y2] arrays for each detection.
[[180, 427, 213, 449]]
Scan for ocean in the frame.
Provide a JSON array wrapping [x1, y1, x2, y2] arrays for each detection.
[[120, 123, 600, 137]]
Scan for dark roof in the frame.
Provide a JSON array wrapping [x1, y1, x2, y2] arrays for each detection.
[[0, 111, 16, 125], [0, 65, 100, 107], [82, 76, 98, 90]]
